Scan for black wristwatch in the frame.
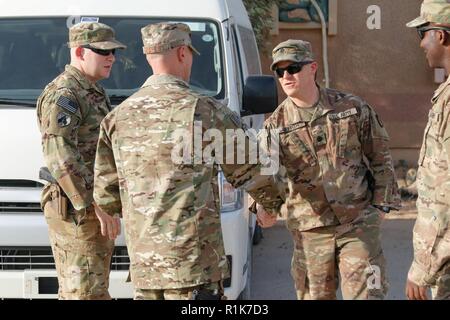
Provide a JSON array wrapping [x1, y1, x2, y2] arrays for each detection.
[[374, 205, 391, 213]]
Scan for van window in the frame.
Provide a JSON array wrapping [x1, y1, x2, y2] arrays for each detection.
[[0, 18, 224, 104], [236, 26, 261, 75]]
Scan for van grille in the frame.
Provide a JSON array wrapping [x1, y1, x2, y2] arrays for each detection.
[[0, 180, 43, 188], [0, 247, 130, 271], [0, 202, 42, 213]]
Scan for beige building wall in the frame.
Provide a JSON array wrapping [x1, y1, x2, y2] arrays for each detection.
[[260, 0, 437, 166]]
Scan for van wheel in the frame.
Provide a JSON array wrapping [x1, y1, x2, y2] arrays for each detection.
[[238, 229, 253, 300], [252, 224, 263, 245]]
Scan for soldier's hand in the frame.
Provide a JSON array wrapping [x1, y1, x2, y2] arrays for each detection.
[[93, 202, 121, 240], [256, 204, 277, 228], [405, 279, 428, 300]]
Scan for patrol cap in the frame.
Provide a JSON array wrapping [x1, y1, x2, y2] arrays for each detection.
[[270, 39, 314, 71], [406, 0, 450, 28], [68, 22, 126, 49], [141, 22, 200, 55]]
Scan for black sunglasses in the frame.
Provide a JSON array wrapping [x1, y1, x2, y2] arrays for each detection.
[[274, 62, 312, 78], [417, 26, 450, 40], [82, 45, 116, 56]]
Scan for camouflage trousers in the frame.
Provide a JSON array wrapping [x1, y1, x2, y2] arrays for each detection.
[[45, 205, 114, 300], [134, 281, 224, 300], [431, 262, 450, 300], [290, 207, 388, 300]]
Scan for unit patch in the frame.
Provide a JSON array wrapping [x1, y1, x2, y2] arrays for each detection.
[[57, 112, 71, 127]]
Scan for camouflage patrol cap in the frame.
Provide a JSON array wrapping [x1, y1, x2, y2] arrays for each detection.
[[406, 0, 450, 28], [141, 22, 200, 55], [270, 39, 314, 71], [68, 22, 126, 49]]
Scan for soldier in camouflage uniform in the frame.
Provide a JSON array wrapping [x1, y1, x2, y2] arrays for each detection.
[[36, 22, 126, 299], [405, 0, 450, 300], [257, 40, 401, 300], [93, 22, 284, 300]]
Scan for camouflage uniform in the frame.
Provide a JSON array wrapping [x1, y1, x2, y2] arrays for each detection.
[[406, 1, 450, 300], [93, 23, 284, 300], [266, 40, 401, 300], [36, 22, 125, 300]]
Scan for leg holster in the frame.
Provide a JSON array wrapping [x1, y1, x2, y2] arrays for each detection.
[[41, 183, 69, 220]]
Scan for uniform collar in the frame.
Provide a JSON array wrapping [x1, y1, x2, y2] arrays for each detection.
[[65, 64, 104, 94], [286, 84, 335, 122], [316, 86, 335, 115], [142, 74, 190, 89], [432, 75, 450, 103]]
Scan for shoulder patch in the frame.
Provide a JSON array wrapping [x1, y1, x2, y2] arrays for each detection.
[[57, 112, 72, 127], [328, 108, 358, 121], [57, 96, 78, 114]]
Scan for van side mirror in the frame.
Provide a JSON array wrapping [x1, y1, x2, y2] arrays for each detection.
[[241, 75, 278, 116]]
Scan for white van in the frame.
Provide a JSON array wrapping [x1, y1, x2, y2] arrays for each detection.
[[0, 0, 277, 299]]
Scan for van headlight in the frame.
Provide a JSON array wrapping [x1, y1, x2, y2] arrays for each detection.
[[218, 171, 243, 213]]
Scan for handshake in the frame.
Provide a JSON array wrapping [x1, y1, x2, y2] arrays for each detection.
[[251, 202, 278, 229]]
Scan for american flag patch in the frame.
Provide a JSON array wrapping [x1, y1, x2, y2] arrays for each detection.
[[57, 96, 78, 114]]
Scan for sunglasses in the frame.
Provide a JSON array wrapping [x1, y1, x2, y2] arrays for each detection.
[[82, 45, 116, 56], [274, 62, 312, 78], [417, 26, 450, 40]]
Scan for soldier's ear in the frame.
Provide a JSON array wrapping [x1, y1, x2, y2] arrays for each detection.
[[75, 47, 85, 59], [176, 45, 188, 62], [439, 30, 449, 45], [310, 62, 318, 75]]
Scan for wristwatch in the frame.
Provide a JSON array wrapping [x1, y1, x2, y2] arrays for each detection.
[[374, 205, 391, 213]]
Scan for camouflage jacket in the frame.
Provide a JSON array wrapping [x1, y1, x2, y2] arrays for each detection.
[[408, 76, 450, 286], [37, 65, 111, 210], [264, 86, 400, 232], [93, 74, 284, 289]]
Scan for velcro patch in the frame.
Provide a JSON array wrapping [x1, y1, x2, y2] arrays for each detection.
[[428, 110, 438, 121], [57, 96, 78, 114], [280, 121, 306, 134], [81, 17, 99, 23], [328, 108, 358, 120]]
